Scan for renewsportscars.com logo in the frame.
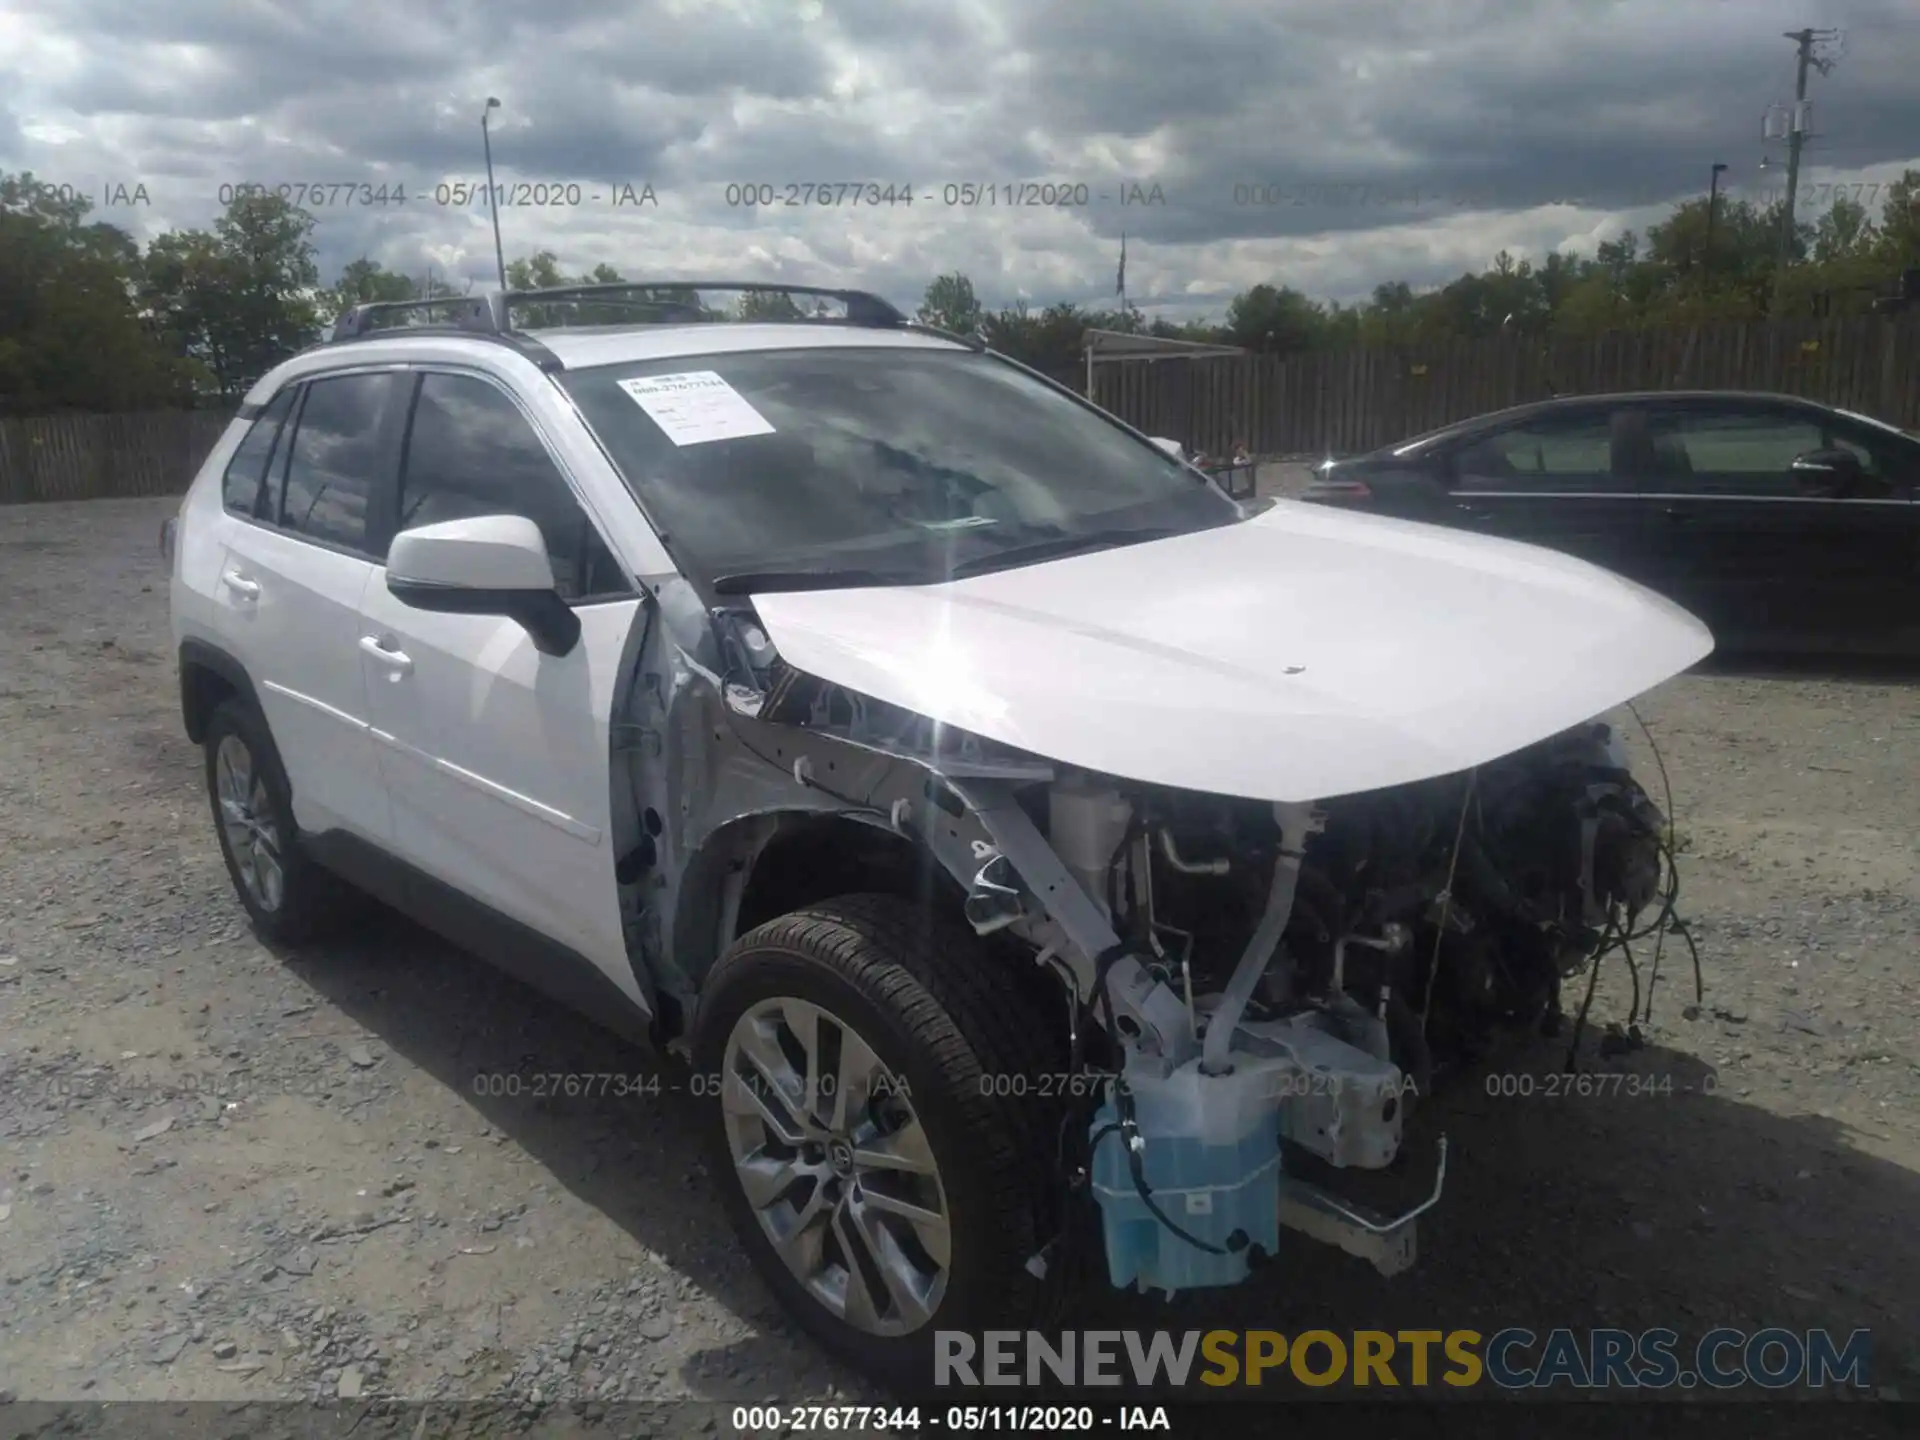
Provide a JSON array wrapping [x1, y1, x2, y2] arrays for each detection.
[[933, 1328, 1874, 1391]]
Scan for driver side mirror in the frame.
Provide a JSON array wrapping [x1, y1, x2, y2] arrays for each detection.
[[1148, 436, 1186, 461], [1789, 448, 1864, 497], [385, 515, 581, 657]]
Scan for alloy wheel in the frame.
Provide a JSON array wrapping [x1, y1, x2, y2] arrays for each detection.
[[720, 996, 951, 1336], [215, 733, 285, 913]]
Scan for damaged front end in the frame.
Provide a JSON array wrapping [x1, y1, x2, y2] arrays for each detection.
[[662, 601, 1682, 1299]]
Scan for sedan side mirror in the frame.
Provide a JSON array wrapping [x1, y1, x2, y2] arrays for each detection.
[[1789, 448, 1864, 497], [1148, 436, 1186, 461], [385, 514, 581, 657]]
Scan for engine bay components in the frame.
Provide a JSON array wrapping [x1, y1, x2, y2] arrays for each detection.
[[1056, 720, 1673, 1293], [698, 621, 1687, 1298]]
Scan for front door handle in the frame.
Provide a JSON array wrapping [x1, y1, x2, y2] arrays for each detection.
[[358, 635, 414, 678], [1455, 503, 1493, 521], [220, 570, 260, 600], [1663, 506, 1693, 523]]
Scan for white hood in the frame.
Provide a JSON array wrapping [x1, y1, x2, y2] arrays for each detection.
[[748, 500, 1714, 802]]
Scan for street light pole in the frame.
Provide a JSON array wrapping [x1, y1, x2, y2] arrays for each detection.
[[1705, 162, 1727, 289], [481, 97, 507, 293]]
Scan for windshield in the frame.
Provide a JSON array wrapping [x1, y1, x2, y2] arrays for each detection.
[[558, 345, 1240, 586]]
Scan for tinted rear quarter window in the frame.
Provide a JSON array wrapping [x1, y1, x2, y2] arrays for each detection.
[[1453, 411, 1618, 491], [220, 389, 296, 516], [280, 373, 399, 552]]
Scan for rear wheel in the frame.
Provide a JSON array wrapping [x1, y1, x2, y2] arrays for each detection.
[[203, 697, 361, 943], [692, 894, 1071, 1389]]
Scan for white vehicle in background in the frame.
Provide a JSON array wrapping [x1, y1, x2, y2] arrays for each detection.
[[161, 281, 1710, 1387]]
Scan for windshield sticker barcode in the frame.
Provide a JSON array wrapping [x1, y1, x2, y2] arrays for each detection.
[[617, 371, 776, 446]]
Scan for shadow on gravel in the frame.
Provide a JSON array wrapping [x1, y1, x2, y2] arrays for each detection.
[[1697, 651, 1920, 687], [270, 913, 1919, 1400]]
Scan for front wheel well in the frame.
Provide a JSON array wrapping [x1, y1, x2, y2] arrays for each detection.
[[666, 810, 1065, 1048], [733, 813, 966, 939]]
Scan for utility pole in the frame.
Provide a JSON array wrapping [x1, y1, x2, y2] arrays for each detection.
[[1706, 162, 1727, 289], [482, 97, 507, 294], [1773, 28, 1839, 282]]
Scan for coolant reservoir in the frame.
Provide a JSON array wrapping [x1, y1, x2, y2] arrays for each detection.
[[1048, 778, 1133, 916]]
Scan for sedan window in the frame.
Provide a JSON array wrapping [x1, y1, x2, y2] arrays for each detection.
[[1647, 409, 1819, 495], [1636, 407, 1895, 498], [1452, 412, 1619, 492]]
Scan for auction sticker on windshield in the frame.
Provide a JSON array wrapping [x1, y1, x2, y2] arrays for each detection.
[[617, 370, 776, 445]]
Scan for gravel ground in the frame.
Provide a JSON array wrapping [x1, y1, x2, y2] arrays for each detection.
[[2, 497, 1917, 1411]]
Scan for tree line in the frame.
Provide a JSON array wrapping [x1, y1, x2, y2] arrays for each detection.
[[919, 176, 1920, 375], [3, 166, 1916, 416]]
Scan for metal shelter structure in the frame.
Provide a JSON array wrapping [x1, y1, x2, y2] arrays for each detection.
[[1081, 327, 1247, 396]]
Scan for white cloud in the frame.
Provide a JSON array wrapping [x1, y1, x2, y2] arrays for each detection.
[[2, 0, 1916, 319]]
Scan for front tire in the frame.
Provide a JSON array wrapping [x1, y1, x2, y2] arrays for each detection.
[[691, 894, 1070, 1390], [203, 697, 358, 944]]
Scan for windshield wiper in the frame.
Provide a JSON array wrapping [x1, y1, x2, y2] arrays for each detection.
[[711, 568, 921, 596], [715, 525, 1201, 594], [946, 526, 1185, 580]]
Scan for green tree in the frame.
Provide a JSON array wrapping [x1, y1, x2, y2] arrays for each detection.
[[503, 252, 646, 325], [315, 261, 476, 333], [1224, 284, 1328, 353], [733, 289, 807, 321], [0, 171, 197, 413], [142, 191, 320, 399], [1873, 170, 1920, 269], [978, 299, 1090, 378], [321, 258, 420, 330], [1811, 195, 1878, 263], [916, 272, 985, 335]]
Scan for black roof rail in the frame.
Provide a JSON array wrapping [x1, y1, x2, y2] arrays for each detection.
[[331, 280, 907, 340], [498, 281, 909, 328], [321, 302, 562, 371], [320, 281, 943, 373], [330, 294, 503, 341]]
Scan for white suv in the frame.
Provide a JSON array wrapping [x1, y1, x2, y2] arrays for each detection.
[[165, 282, 1710, 1387]]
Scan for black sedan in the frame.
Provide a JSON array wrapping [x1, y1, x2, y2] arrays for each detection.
[[1300, 390, 1920, 656]]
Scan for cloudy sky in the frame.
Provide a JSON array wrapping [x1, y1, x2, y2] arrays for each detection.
[[4, 0, 1918, 321]]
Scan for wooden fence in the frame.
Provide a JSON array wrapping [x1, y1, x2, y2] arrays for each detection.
[[1091, 313, 1920, 458], [0, 410, 234, 505], [6, 315, 1918, 503]]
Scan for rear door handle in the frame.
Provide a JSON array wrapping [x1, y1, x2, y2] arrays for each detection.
[[220, 570, 260, 600], [1455, 503, 1493, 521], [358, 635, 414, 678], [1663, 506, 1693, 523]]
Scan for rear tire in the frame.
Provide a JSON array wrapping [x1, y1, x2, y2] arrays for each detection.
[[203, 697, 362, 944], [691, 893, 1072, 1391]]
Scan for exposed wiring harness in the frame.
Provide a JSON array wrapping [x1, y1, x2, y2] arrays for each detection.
[[1559, 704, 1703, 1070]]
